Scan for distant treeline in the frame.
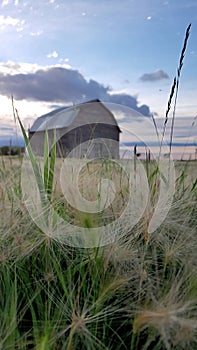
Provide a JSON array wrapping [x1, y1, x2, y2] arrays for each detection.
[[0, 146, 25, 156]]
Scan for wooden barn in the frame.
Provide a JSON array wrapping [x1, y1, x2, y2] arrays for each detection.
[[28, 99, 121, 159]]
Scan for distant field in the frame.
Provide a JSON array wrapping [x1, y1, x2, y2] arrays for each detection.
[[1, 155, 196, 186]]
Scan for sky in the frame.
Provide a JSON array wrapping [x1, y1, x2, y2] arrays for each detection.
[[0, 0, 196, 159]]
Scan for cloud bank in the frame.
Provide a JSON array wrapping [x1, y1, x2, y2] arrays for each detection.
[[0, 64, 151, 116], [140, 69, 169, 82]]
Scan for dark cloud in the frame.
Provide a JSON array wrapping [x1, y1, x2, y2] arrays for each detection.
[[140, 69, 169, 82], [0, 66, 151, 116], [0, 126, 13, 131], [109, 94, 150, 116]]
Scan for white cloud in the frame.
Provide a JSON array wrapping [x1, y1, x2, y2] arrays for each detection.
[[47, 50, 58, 58], [1, 0, 9, 6], [30, 30, 43, 36], [146, 16, 152, 20], [0, 61, 71, 75], [16, 26, 24, 32], [0, 15, 19, 27], [59, 57, 69, 63], [0, 15, 25, 31]]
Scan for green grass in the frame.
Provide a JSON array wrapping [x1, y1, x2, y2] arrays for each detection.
[[0, 153, 197, 350]]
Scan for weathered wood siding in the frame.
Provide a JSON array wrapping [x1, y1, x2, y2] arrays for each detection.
[[29, 101, 120, 159]]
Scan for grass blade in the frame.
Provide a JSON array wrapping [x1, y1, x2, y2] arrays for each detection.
[[169, 23, 192, 155], [15, 108, 48, 209], [47, 130, 56, 202], [44, 129, 49, 192]]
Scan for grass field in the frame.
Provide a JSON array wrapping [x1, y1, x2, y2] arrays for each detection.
[[0, 154, 196, 349]]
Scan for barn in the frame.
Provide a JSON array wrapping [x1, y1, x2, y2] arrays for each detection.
[[28, 99, 121, 159]]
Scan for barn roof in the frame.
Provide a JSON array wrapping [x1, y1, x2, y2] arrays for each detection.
[[29, 99, 121, 133], [30, 106, 77, 132]]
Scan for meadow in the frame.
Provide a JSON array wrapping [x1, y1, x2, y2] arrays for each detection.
[[0, 153, 197, 349]]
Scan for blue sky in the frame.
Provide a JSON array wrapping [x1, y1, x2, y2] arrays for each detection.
[[0, 0, 196, 158]]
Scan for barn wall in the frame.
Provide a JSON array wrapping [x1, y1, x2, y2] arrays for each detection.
[[29, 130, 59, 156], [29, 123, 119, 159], [58, 123, 119, 158]]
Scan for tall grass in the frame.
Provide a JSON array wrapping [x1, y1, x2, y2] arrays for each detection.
[[0, 24, 197, 349]]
